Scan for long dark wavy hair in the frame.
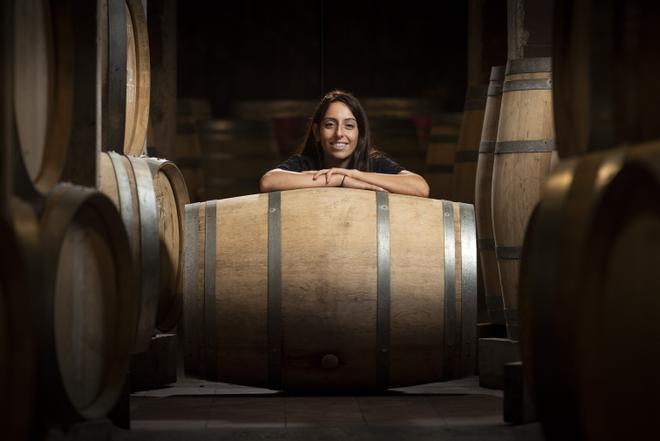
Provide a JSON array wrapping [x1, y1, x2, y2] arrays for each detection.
[[298, 90, 377, 171]]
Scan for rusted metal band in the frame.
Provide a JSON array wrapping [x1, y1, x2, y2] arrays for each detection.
[[442, 201, 457, 378], [376, 191, 391, 389], [459, 203, 478, 376], [495, 140, 556, 154], [479, 141, 497, 154], [503, 79, 552, 92], [505, 57, 552, 75], [203, 201, 217, 379], [267, 192, 282, 389], [490, 65, 506, 81]]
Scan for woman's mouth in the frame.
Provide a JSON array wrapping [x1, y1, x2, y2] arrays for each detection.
[[332, 142, 348, 150]]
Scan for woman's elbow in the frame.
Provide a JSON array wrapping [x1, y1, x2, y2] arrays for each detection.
[[259, 172, 275, 193]]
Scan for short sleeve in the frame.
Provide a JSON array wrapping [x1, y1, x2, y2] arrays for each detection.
[[275, 154, 316, 172], [370, 154, 405, 174]]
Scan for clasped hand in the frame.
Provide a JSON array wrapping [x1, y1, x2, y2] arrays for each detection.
[[312, 168, 386, 192]]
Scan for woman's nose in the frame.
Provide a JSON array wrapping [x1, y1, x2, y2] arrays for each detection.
[[335, 125, 344, 138]]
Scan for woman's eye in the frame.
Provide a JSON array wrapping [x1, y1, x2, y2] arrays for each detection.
[[344, 123, 355, 130], [323, 121, 336, 129]]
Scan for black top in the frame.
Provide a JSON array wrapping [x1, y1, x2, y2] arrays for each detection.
[[276, 154, 405, 174]]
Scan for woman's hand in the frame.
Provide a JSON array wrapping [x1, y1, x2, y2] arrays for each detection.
[[312, 167, 359, 185], [341, 176, 387, 192]]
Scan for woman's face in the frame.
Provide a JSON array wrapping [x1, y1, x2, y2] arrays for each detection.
[[316, 101, 359, 167]]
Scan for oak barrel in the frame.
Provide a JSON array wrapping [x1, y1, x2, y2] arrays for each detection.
[[183, 188, 477, 391], [99, 152, 160, 352], [424, 112, 463, 200], [0, 201, 36, 441], [197, 119, 279, 200], [123, 0, 150, 156], [13, 0, 73, 192], [39, 183, 138, 421], [144, 157, 190, 331], [474, 66, 505, 325], [452, 85, 487, 203], [520, 141, 660, 441], [491, 57, 557, 339]]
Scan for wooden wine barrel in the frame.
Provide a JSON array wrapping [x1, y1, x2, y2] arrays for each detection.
[[370, 118, 426, 174], [13, 0, 73, 193], [424, 113, 463, 199], [39, 183, 138, 421], [123, 0, 150, 156], [361, 98, 441, 119], [98, 152, 160, 353], [144, 157, 190, 331], [520, 141, 660, 441], [475, 66, 505, 325], [0, 201, 37, 441], [452, 85, 487, 203], [491, 57, 556, 340], [174, 98, 211, 202], [197, 119, 279, 200], [553, 0, 660, 157], [183, 188, 477, 390]]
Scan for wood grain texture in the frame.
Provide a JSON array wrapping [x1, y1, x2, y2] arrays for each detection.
[[491, 58, 555, 340], [39, 184, 138, 422], [475, 67, 505, 325], [183, 188, 478, 390], [13, 0, 73, 192], [452, 85, 487, 204], [123, 0, 150, 156]]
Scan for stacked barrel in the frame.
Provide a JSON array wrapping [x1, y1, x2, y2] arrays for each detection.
[[519, 1, 660, 440], [2, 0, 189, 435]]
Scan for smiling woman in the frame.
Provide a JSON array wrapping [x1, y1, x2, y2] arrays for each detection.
[[259, 90, 430, 197]]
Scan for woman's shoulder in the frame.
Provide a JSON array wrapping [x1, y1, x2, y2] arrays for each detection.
[[368, 151, 405, 174]]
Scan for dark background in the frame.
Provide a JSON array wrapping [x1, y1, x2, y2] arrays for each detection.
[[177, 1, 468, 116]]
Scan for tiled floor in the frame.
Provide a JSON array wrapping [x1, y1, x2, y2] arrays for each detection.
[[114, 376, 544, 441]]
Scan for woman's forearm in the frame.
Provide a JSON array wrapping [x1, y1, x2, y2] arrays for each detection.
[[259, 169, 343, 192], [350, 170, 430, 197]]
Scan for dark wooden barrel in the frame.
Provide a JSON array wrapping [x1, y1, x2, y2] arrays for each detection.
[[475, 66, 505, 325], [197, 119, 279, 200], [0, 201, 37, 441], [144, 157, 190, 331], [520, 141, 660, 441], [491, 57, 557, 339], [370, 118, 426, 174], [174, 98, 211, 202], [123, 0, 150, 156], [98, 152, 160, 353], [39, 184, 138, 421], [553, 0, 660, 157], [452, 85, 487, 203], [424, 113, 463, 200], [183, 188, 477, 390], [13, 0, 73, 193]]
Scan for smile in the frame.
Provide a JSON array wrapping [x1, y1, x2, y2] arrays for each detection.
[[332, 142, 348, 150]]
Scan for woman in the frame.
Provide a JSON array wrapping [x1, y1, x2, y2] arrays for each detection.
[[259, 90, 430, 197]]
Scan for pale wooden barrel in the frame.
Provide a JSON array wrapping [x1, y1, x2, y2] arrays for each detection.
[[174, 98, 211, 202], [197, 119, 279, 200], [123, 0, 150, 156], [491, 57, 556, 340], [520, 141, 660, 441], [144, 157, 190, 331], [370, 118, 426, 174], [475, 66, 505, 325], [452, 85, 487, 203], [183, 188, 477, 391], [39, 183, 138, 421], [0, 201, 37, 441], [13, 0, 73, 192], [424, 113, 463, 200], [98, 152, 160, 353]]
